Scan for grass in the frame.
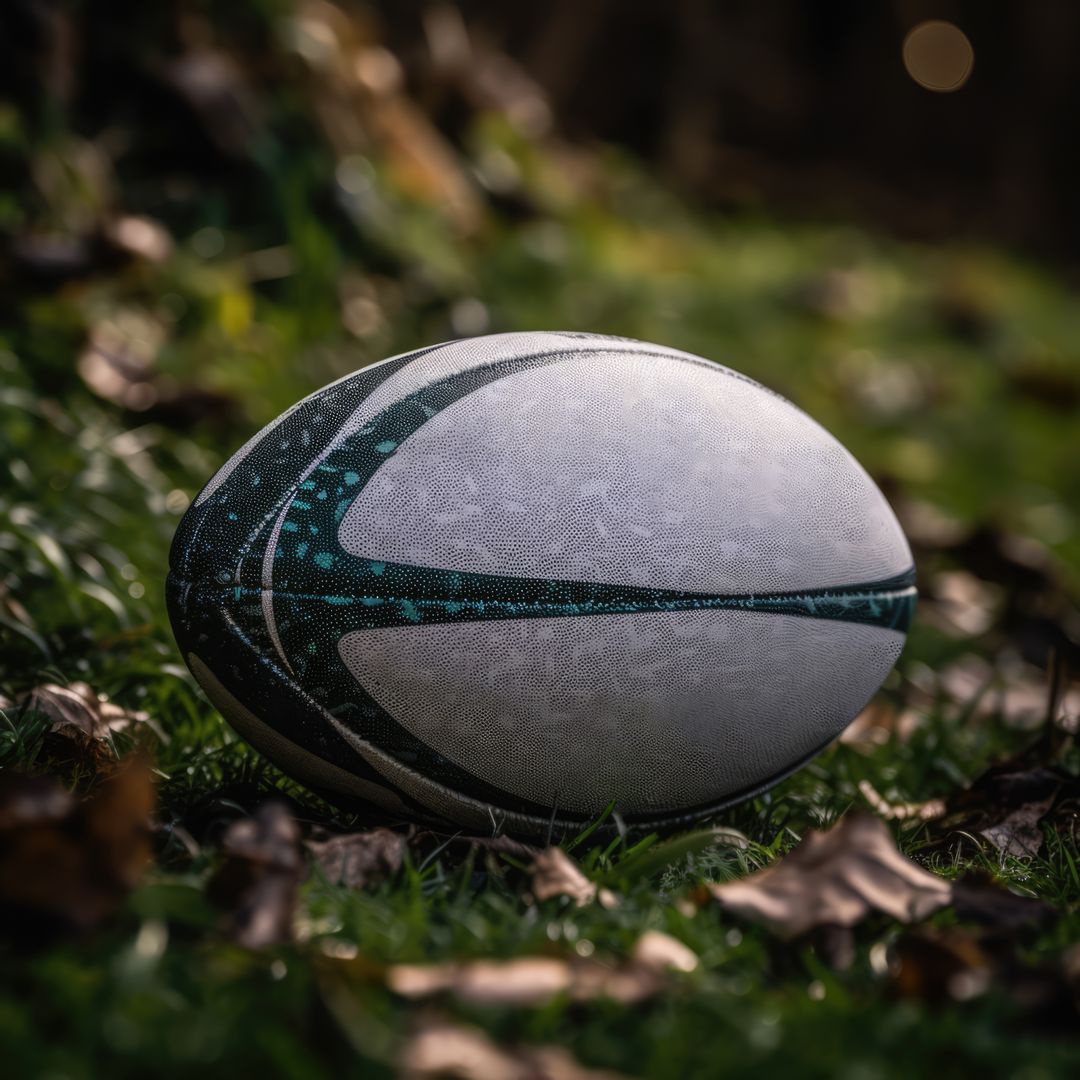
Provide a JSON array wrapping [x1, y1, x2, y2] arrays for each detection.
[[2, 6, 1080, 1074]]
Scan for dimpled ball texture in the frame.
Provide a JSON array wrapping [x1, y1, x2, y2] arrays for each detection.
[[168, 332, 915, 836]]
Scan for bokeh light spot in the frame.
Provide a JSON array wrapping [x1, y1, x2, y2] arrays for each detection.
[[902, 21, 974, 92]]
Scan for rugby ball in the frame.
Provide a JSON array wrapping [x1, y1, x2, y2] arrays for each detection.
[[168, 332, 914, 835]]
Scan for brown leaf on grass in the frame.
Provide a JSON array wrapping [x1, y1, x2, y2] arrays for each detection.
[[0, 754, 154, 932], [307, 827, 407, 889], [700, 813, 1053, 958], [208, 802, 302, 948], [978, 795, 1057, 858], [6, 681, 150, 776], [528, 847, 617, 909], [399, 1015, 629, 1080], [630, 930, 699, 974], [926, 765, 1072, 859], [25, 681, 149, 738], [706, 813, 953, 938], [389, 955, 660, 1008], [529, 847, 594, 905], [388, 930, 695, 1009], [390, 957, 578, 1007], [949, 873, 1054, 932], [859, 679, 1076, 858]]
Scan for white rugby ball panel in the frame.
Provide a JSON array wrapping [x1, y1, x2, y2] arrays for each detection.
[[339, 350, 911, 593], [338, 611, 905, 815]]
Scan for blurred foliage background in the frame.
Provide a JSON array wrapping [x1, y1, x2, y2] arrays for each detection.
[[1, 2, 1079, 1077], [1, 0, 1078, 690]]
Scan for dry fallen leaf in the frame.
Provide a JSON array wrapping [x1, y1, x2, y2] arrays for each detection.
[[978, 797, 1056, 858], [631, 930, 699, 974], [706, 813, 953, 938], [701, 811, 1052, 956], [390, 955, 664, 1008], [307, 827, 406, 889], [388, 929, 695, 1008], [24, 681, 149, 738], [4, 681, 151, 776], [529, 847, 594, 905], [948, 874, 1053, 932], [529, 847, 617, 909], [390, 957, 576, 1007], [399, 1015, 628, 1080], [0, 754, 155, 932], [927, 765, 1071, 859], [208, 802, 303, 948]]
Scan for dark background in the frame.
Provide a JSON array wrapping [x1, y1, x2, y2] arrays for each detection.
[[4, 1, 1078, 259], [433, 1, 1080, 256]]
